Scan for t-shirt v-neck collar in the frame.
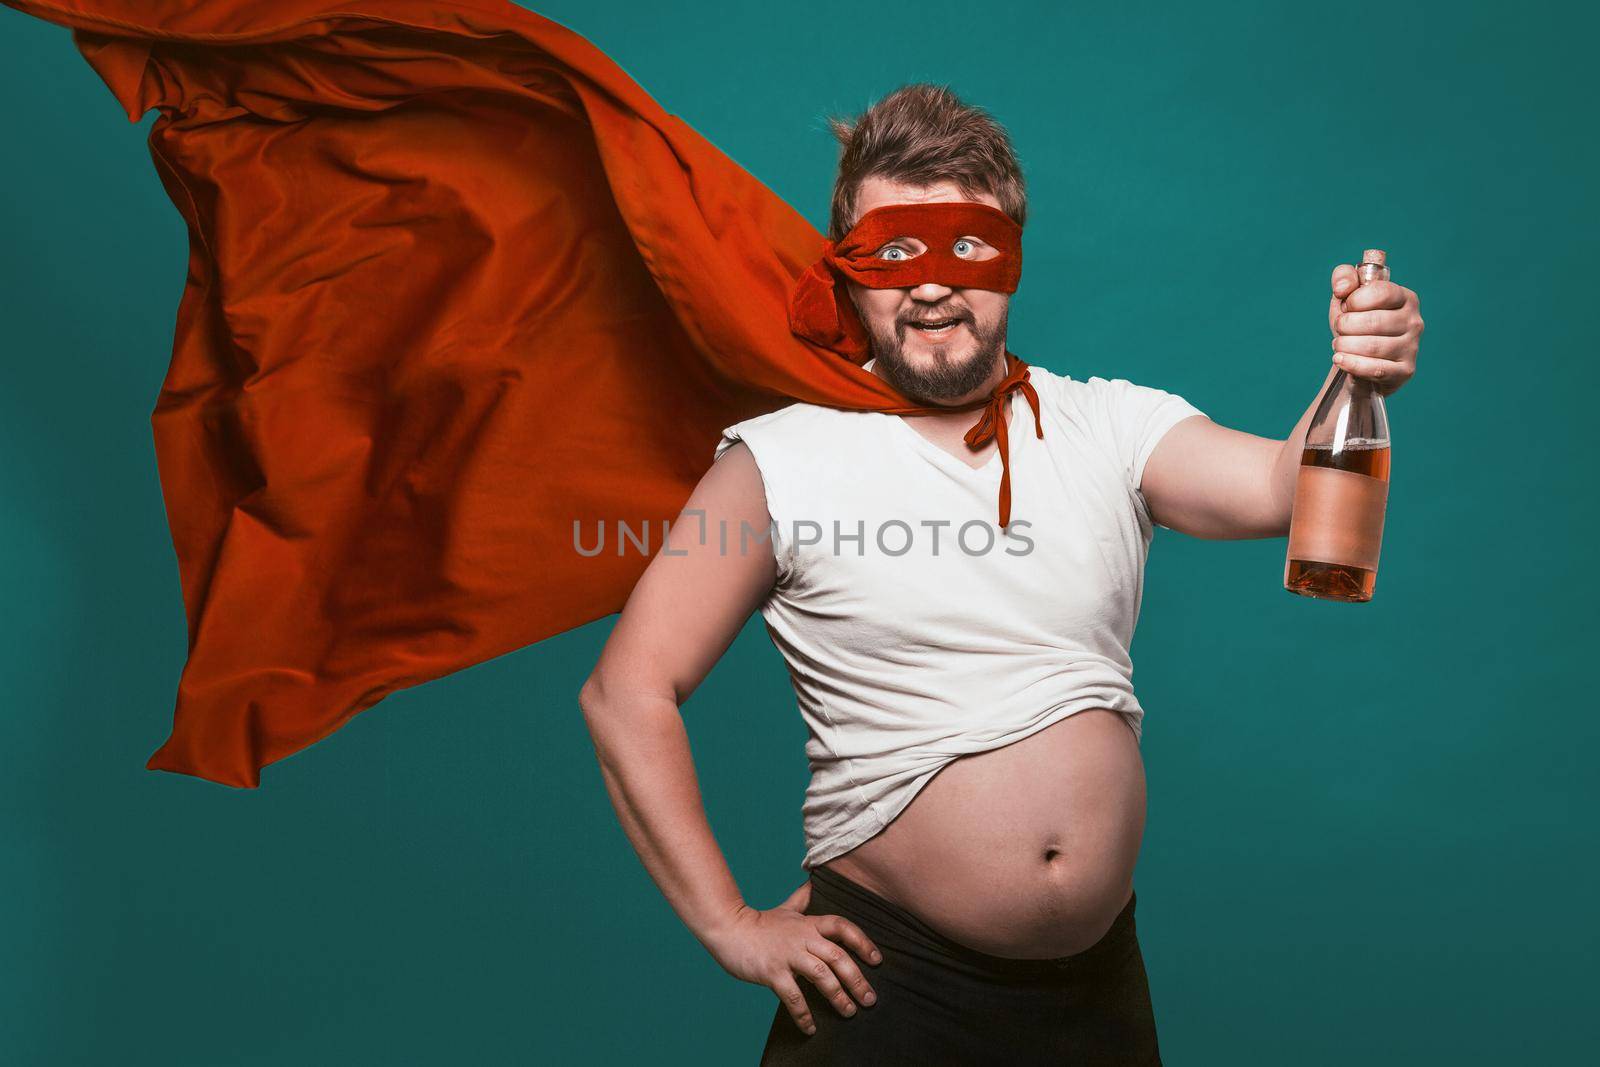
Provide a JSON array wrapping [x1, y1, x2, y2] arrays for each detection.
[[862, 358, 1008, 480]]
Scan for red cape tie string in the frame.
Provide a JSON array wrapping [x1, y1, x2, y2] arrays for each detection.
[[954, 351, 1043, 528], [894, 350, 1044, 528]]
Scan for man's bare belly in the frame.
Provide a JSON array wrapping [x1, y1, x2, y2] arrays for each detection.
[[819, 708, 1146, 959]]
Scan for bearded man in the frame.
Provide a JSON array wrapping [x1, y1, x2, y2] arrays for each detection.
[[579, 83, 1423, 1064]]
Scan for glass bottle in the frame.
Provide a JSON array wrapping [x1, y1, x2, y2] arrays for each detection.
[[1284, 249, 1393, 603]]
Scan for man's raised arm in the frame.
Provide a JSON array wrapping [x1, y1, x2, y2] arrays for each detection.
[[1138, 364, 1339, 540], [1141, 262, 1424, 540]]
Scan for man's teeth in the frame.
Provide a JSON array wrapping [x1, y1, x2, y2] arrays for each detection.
[[912, 319, 958, 330]]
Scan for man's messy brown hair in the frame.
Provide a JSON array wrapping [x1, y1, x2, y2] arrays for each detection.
[[824, 83, 1028, 242]]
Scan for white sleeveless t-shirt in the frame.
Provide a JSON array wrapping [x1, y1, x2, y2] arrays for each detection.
[[712, 363, 1206, 870]]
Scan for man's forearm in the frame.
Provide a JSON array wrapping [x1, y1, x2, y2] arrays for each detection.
[[1266, 361, 1341, 535], [579, 683, 748, 951]]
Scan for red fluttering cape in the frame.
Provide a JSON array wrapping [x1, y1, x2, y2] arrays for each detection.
[[5, 0, 1004, 787]]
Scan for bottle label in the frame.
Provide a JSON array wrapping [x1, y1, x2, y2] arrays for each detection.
[[1287, 466, 1388, 571]]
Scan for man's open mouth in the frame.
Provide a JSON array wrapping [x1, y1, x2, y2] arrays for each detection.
[[908, 318, 964, 335]]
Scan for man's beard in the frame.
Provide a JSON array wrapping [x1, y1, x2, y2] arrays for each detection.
[[861, 304, 1009, 406]]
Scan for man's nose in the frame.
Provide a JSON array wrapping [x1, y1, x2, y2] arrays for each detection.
[[908, 281, 953, 301]]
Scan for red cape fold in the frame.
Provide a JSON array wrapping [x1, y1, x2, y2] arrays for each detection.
[[3, 0, 1001, 787]]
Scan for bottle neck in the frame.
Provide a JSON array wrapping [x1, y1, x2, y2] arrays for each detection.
[[1338, 260, 1390, 396]]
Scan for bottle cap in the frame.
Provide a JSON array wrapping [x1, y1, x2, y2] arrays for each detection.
[[1362, 249, 1387, 265]]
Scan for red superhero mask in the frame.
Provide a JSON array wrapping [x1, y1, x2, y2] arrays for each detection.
[[788, 200, 1024, 359]]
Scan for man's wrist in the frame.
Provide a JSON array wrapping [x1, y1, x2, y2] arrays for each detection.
[[695, 897, 754, 954]]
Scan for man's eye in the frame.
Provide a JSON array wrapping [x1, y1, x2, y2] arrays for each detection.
[[954, 238, 998, 260], [880, 246, 911, 261]]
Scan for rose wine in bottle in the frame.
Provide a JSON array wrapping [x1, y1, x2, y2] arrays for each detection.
[[1284, 249, 1393, 603]]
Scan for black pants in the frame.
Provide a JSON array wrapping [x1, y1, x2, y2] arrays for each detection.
[[758, 865, 1162, 1065]]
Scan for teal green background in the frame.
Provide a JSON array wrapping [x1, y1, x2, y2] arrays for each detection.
[[2, 1, 1593, 1063]]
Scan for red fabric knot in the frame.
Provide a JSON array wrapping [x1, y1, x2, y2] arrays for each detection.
[[962, 351, 1043, 528]]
